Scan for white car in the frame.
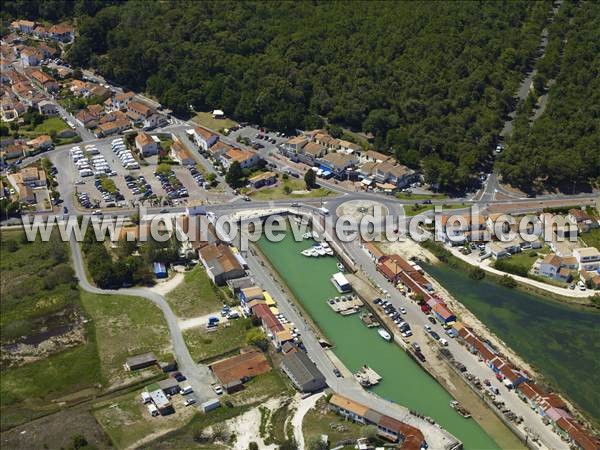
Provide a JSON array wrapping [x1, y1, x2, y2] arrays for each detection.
[[439, 338, 449, 346], [400, 307, 407, 314], [212, 384, 223, 395], [184, 398, 196, 406]]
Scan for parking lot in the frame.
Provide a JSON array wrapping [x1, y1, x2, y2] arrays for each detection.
[[65, 137, 210, 210]]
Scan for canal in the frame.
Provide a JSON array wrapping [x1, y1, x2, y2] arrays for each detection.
[[423, 262, 600, 425], [257, 232, 500, 449]]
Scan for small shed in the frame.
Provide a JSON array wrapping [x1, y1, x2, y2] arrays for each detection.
[[223, 379, 244, 394], [201, 398, 221, 413], [126, 352, 157, 371], [158, 378, 181, 395], [153, 262, 167, 279]]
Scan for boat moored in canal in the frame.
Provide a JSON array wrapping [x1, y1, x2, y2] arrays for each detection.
[[450, 400, 472, 418], [378, 327, 392, 341]]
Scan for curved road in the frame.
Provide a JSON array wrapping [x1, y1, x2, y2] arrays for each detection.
[[68, 233, 216, 404]]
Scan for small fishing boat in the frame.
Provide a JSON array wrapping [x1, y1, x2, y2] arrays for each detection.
[[301, 249, 313, 257], [337, 262, 345, 272], [302, 232, 312, 240], [450, 401, 472, 418], [377, 328, 392, 341], [314, 246, 327, 256]]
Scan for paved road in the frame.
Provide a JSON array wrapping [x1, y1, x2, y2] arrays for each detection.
[[67, 232, 217, 405]]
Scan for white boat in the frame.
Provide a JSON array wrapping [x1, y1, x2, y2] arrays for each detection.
[[337, 262, 345, 272], [325, 248, 334, 256], [378, 328, 392, 341], [302, 232, 312, 239], [301, 249, 313, 257], [314, 246, 327, 256]]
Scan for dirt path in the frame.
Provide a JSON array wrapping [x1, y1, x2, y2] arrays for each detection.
[[226, 397, 282, 450], [149, 272, 184, 296], [291, 392, 325, 450]]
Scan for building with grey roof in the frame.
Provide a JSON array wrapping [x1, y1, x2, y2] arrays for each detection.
[[280, 349, 327, 392], [125, 352, 157, 371]]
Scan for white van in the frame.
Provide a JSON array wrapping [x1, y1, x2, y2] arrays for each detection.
[[147, 403, 159, 417], [79, 169, 93, 177], [181, 385, 193, 395], [126, 162, 140, 170], [141, 392, 151, 404]]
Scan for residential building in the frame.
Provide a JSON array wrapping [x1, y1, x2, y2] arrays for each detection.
[[28, 69, 59, 92], [26, 134, 52, 152], [198, 243, 246, 286], [113, 91, 135, 110], [170, 138, 195, 165], [144, 112, 168, 129], [94, 117, 130, 137], [37, 100, 58, 116], [573, 247, 600, 272], [11, 20, 36, 34], [192, 126, 219, 151], [209, 350, 271, 386], [75, 108, 99, 129], [333, 139, 361, 153], [280, 348, 326, 392], [126, 100, 154, 123], [372, 161, 415, 187], [328, 394, 426, 446], [20, 47, 42, 67], [568, 209, 599, 233], [48, 24, 74, 42], [135, 132, 158, 157], [539, 254, 561, 279], [318, 152, 357, 179], [298, 141, 326, 165], [220, 147, 260, 169], [248, 171, 277, 189], [361, 150, 390, 164]]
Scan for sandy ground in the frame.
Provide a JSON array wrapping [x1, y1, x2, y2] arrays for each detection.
[[149, 272, 184, 295], [219, 397, 282, 450], [378, 237, 439, 263], [178, 311, 230, 330], [291, 392, 325, 450], [335, 199, 389, 220]]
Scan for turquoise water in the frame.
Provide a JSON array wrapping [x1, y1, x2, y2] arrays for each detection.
[[257, 233, 500, 449], [423, 262, 600, 424]]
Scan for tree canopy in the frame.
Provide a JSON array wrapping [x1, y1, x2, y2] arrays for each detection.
[[497, 1, 600, 194], [7, 0, 586, 193]]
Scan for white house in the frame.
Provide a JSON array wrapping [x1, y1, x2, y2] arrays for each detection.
[[192, 126, 218, 151], [135, 132, 158, 157], [573, 247, 600, 272]]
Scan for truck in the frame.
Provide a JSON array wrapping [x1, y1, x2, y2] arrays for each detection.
[[207, 316, 220, 327]]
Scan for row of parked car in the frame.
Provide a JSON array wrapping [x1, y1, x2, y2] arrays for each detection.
[[112, 138, 140, 170], [187, 165, 206, 187], [154, 169, 188, 199], [374, 298, 412, 338], [124, 174, 154, 199], [93, 176, 124, 206]]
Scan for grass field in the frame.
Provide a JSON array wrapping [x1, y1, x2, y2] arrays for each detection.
[[192, 111, 237, 132], [580, 228, 600, 249], [80, 291, 172, 387], [183, 319, 254, 363], [33, 117, 70, 135], [0, 326, 101, 431], [224, 369, 293, 405], [248, 178, 334, 201], [303, 397, 367, 445], [499, 249, 541, 274], [166, 265, 225, 317]]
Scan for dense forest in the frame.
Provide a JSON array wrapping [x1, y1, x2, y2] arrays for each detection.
[[6, 1, 597, 194], [497, 1, 600, 194]]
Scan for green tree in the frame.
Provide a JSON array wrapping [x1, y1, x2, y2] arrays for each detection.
[[304, 169, 317, 190], [245, 328, 268, 351], [225, 161, 244, 188]]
